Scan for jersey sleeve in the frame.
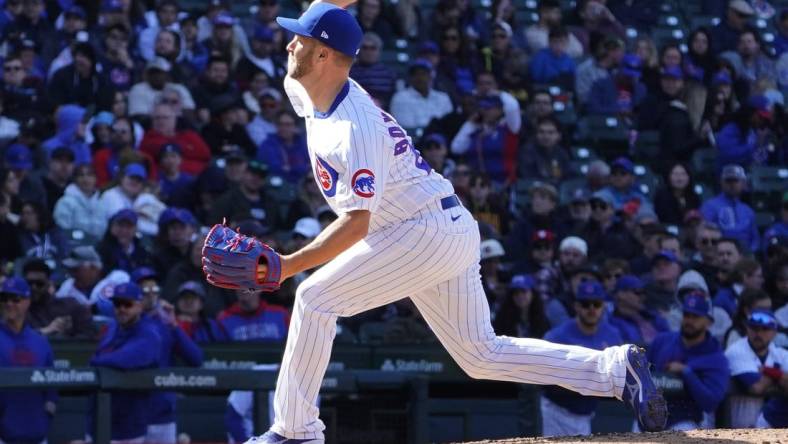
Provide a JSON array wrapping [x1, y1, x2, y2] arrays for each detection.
[[725, 340, 759, 376], [332, 121, 387, 214]]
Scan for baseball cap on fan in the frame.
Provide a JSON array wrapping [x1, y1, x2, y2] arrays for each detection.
[[276, 3, 363, 57]]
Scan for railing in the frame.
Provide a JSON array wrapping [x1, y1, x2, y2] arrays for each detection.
[[0, 367, 428, 443]]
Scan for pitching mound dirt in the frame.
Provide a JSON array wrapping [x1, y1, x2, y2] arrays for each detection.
[[462, 429, 788, 443]]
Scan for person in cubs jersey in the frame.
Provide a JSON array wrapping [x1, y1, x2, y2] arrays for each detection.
[[241, 2, 667, 443]]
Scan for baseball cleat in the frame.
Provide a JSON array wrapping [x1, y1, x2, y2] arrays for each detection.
[[622, 345, 667, 432], [244, 430, 322, 444]]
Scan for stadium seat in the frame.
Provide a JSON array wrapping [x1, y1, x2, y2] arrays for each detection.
[[574, 115, 631, 158], [630, 130, 660, 162], [570, 146, 597, 161], [755, 212, 776, 230], [750, 166, 788, 193], [633, 165, 661, 199], [559, 177, 587, 203], [691, 147, 717, 182]]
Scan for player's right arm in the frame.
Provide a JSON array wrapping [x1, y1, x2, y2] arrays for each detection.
[[264, 209, 371, 282]]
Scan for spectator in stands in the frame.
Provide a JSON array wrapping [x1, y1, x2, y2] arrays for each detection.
[[137, 0, 180, 61], [435, 25, 478, 98], [518, 116, 572, 186], [93, 116, 146, 187], [647, 291, 730, 430], [1, 52, 49, 121], [541, 281, 623, 437], [587, 53, 647, 115], [152, 208, 197, 278], [686, 28, 716, 85], [53, 163, 106, 240], [701, 165, 760, 252], [237, 25, 283, 85], [523, 90, 555, 134], [659, 232, 685, 264], [584, 189, 640, 260], [218, 290, 289, 342], [483, 21, 529, 92], [40, 146, 74, 213], [720, 28, 776, 90], [515, 229, 557, 275], [162, 234, 231, 315], [603, 157, 650, 211], [23, 258, 93, 339], [506, 182, 564, 263], [530, 27, 576, 87], [525, 0, 583, 58], [541, 237, 591, 322], [97, 208, 152, 277], [0, 191, 21, 264], [644, 250, 682, 312], [710, 0, 754, 53], [158, 143, 195, 205], [18, 200, 68, 265], [129, 267, 203, 444], [714, 258, 766, 318], [201, 96, 257, 159], [571, 0, 626, 54], [192, 56, 240, 123], [99, 163, 164, 235], [89, 282, 161, 443], [723, 289, 773, 348], [776, 9, 788, 56], [209, 160, 280, 228], [451, 95, 518, 184], [600, 258, 629, 295], [576, 36, 624, 105], [390, 60, 453, 130], [419, 133, 455, 177], [565, 189, 593, 234], [0, 277, 56, 444], [585, 159, 610, 193], [3, 143, 45, 208], [257, 110, 309, 184], [609, 275, 669, 347], [349, 32, 397, 108], [47, 42, 112, 109], [715, 95, 774, 170], [688, 222, 723, 292], [246, 87, 280, 148], [129, 58, 197, 119], [176, 280, 228, 343], [479, 239, 508, 311], [725, 309, 788, 428], [493, 274, 549, 337], [99, 23, 134, 92], [355, 0, 396, 42], [654, 162, 701, 226], [41, 104, 90, 165], [139, 103, 211, 176], [466, 173, 510, 235]]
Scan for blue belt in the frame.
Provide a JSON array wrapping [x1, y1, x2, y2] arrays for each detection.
[[440, 195, 460, 210]]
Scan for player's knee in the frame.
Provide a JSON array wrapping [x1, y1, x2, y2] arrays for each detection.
[[294, 281, 335, 314]]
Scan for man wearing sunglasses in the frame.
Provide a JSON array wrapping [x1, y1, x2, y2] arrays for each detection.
[[609, 275, 669, 347], [725, 309, 788, 428], [89, 282, 161, 443], [700, 164, 760, 254], [0, 277, 57, 444], [540, 281, 624, 437], [647, 291, 730, 430]]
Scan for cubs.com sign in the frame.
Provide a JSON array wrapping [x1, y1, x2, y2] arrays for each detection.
[[30, 369, 96, 384]]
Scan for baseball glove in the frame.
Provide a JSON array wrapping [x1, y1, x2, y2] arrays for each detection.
[[201, 223, 282, 291]]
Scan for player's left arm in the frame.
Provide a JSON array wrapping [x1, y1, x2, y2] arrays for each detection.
[[274, 209, 371, 281]]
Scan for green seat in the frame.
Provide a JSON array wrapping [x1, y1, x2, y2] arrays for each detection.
[[631, 130, 660, 162], [634, 164, 661, 199], [691, 147, 717, 181], [750, 166, 788, 193]]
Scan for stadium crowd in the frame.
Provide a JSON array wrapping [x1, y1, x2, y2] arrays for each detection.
[[0, 0, 787, 442]]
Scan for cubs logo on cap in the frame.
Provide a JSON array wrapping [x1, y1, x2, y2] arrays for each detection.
[[314, 157, 338, 197], [351, 169, 375, 198]]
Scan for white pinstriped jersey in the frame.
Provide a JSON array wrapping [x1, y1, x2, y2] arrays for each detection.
[[284, 76, 454, 231]]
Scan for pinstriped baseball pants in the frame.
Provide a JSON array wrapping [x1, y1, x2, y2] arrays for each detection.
[[270, 199, 630, 441]]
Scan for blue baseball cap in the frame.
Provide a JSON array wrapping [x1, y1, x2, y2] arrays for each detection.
[[748, 309, 778, 330], [159, 207, 197, 228], [124, 163, 147, 180], [661, 65, 684, 79], [131, 267, 157, 283], [611, 156, 634, 174], [682, 290, 713, 319], [65, 5, 87, 19], [253, 25, 275, 42], [575, 281, 607, 301], [1, 277, 31, 298], [615, 275, 644, 292], [112, 282, 142, 302], [111, 208, 138, 224], [620, 54, 642, 78], [424, 133, 447, 146], [652, 250, 678, 266], [510, 274, 535, 291], [408, 58, 433, 74], [213, 12, 235, 26], [276, 3, 363, 57], [93, 111, 115, 127], [177, 280, 206, 299], [5, 143, 33, 170], [712, 71, 732, 86]]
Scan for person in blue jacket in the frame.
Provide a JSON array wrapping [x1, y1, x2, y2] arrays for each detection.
[[540, 281, 624, 437], [700, 164, 760, 253], [647, 291, 730, 430], [529, 27, 576, 86], [132, 267, 204, 444], [0, 277, 57, 444], [608, 275, 670, 347], [714, 95, 773, 170], [89, 282, 162, 443]]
